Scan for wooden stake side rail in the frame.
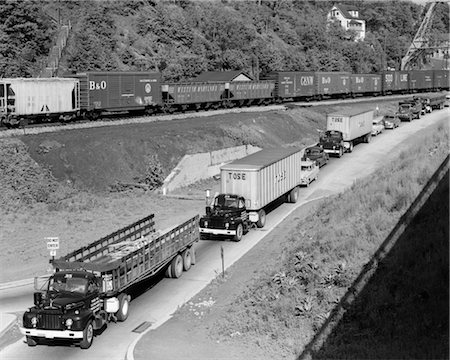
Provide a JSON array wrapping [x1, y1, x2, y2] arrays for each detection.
[[111, 215, 200, 291], [52, 215, 200, 293], [63, 214, 155, 263]]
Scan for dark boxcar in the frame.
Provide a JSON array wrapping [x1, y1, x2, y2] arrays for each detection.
[[409, 70, 434, 92], [315, 72, 351, 97], [263, 72, 316, 99], [163, 82, 226, 104], [381, 71, 409, 94], [76, 72, 162, 112], [433, 70, 450, 90], [228, 81, 275, 100], [350, 74, 382, 95]]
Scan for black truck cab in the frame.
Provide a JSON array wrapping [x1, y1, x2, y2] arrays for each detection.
[[199, 194, 249, 241]]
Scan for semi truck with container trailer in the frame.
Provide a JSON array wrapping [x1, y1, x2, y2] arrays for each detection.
[[20, 214, 199, 349], [397, 99, 422, 121], [199, 147, 305, 241], [319, 108, 373, 157]]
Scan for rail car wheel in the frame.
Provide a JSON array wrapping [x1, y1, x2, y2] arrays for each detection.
[[233, 223, 243, 242], [256, 210, 266, 228], [182, 248, 192, 271], [79, 320, 94, 349], [170, 255, 184, 278], [288, 187, 299, 203], [116, 293, 130, 321]]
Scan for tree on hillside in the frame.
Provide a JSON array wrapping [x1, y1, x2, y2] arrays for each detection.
[[0, 1, 54, 77]]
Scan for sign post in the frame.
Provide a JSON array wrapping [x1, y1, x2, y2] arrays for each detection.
[[221, 246, 225, 278]]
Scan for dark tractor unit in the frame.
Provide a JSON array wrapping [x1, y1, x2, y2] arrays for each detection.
[[20, 214, 199, 349], [397, 99, 422, 121]]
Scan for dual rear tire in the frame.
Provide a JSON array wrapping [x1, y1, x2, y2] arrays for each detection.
[[166, 247, 195, 278]]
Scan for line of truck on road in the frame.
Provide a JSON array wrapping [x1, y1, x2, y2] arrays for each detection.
[[19, 93, 447, 349]]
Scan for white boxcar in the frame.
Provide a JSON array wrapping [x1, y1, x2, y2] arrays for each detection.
[[220, 147, 304, 224], [0, 78, 80, 126]]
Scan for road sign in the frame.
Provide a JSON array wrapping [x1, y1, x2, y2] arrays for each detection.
[[50, 250, 57, 257], [46, 237, 59, 250]]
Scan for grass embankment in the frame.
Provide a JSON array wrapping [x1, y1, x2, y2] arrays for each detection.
[[213, 121, 449, 359]]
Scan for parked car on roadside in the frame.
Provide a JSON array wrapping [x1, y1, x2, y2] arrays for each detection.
[[303, 145, 329, 167], [382, 113, 401, 129], [371, 117, 385, 136]]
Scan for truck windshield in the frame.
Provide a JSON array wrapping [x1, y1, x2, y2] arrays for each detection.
[[399, 104, 411, 111], [214, 195, 238, 209], [324, 131, 341, 139], [50, 276, 88, 295]]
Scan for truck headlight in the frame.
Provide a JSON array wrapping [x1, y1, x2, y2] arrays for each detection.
[[225, 223, 229, 229], [204, 221, 208, 227], [65, 318, 73, 329], [31, 317, 38, 327]]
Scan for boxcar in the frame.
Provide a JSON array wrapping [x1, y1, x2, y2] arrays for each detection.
[[381, 71, 409, 94], [433, 70, 450, 90], [409, 70, 434, 92], [350, 74, 382, 96], [315, 72, 351, 97], [263, 72, 316, 100], [75, 72, 162, 117], [0, 78, 80, 127]]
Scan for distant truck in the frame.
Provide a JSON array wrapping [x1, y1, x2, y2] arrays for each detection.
[[20, 214, 199, 349], [199, 147, 305, 241], [319, 108, 373, 157], [414, 93, 446, 113], [397, 99, 422, 121]]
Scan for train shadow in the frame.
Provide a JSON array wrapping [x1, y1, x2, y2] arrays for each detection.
[[299, 163, 449, 359]]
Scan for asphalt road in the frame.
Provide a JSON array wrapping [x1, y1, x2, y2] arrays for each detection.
[[0, 108, 448, 360]]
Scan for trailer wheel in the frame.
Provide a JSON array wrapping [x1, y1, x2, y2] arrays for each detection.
[[256, 210, 266, 228], [348, 142, 354, 153], [116, 293, 130, 322], [26, 336, 38, 347], [288, 187, 299, 203], [338, 148, 343, 158], [79, 320, 94, 349], [170, 255, 184, 278], [182, 248, 192, 271], [365, 134, 371, 143], [233, 223, 244, 242]]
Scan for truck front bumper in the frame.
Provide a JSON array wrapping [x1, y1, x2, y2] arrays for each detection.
[[20, 327, 83, 339], [199, 228, 236, 236], [323, 149, 340, 154]]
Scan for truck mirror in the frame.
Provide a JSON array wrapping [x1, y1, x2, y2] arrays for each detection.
[[33, 292, 43, 306], [206, 206, 211, 215]]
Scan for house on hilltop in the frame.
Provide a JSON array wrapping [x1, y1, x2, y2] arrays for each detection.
[[327, 4, 366, 41]]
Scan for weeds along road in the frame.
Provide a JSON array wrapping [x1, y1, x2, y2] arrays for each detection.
[[0, 109, 448, 360]]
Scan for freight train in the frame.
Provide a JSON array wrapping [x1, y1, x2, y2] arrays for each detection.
[[0, 69, 448, 127]]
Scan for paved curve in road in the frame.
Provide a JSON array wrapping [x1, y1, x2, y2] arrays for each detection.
[[0, 109, 448, 360]]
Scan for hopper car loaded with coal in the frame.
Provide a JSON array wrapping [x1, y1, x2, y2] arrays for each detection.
[[1, 69, 448, 127]]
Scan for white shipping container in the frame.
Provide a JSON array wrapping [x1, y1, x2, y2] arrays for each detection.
[[326, 108, 373, 142], [220, 147, 304, 211], [0, 78, 80, 116]]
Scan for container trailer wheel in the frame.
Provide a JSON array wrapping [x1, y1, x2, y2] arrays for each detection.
[[182, 248, 192, 271], [338, 148, 343, 158], [288, 187, 299, 203], [79, 320, 94, 349], [116, 293, 130, 321], [348, 142, 354, 153], [256, 210, 266, 228], [233, 223, 244, 242], [170, 255, 184, 278]]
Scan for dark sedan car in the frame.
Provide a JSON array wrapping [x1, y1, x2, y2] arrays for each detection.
[[303, 145, 329, 167]]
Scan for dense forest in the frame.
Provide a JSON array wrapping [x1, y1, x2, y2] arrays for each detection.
[[0, 0, 447, 81]]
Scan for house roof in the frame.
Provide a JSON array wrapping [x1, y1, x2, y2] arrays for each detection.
[[192, 71, 253, 82], [333, 4, 360, 19]]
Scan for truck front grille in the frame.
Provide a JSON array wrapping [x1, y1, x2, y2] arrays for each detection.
[[39, 314, 62, 330]]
